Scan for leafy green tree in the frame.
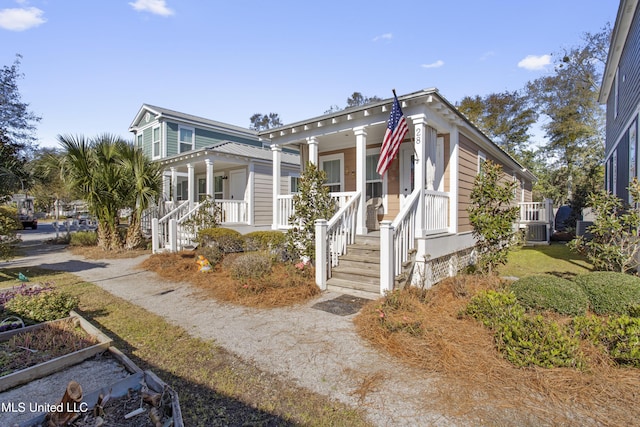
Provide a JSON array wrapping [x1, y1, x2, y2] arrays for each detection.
[[468, 160, 520, 275], [249, 113, 282, 131], [325, 92, 383, 114], [457, 90, 537, 162], [0, 54, 40, 196], [0, 205, 20, 260], [527, 27, 609, 205], [568, 179, 640, 273], [285, 162, 335, 261], [27, 148, 72, 215]]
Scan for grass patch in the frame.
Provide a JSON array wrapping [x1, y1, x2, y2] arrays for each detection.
[[0, 267, 369, 426], [140, 252, 320, 308], [499, 243, 593, 279]]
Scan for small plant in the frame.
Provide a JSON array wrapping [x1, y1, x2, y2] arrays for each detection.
[[198, 227, 245, 253], [568, 178, 640, 272], [571, 314, 640, 366], [510, 275, 589, 316], [464, 290, 583, 368], [229, 252, 273, 281], [467, 160, 520, 275], [285, 162, 335, 261], [4, 290, 78, 323], [70, 230, 98, 246], [182, 197, 221, 238], [573, 272, 640, 315]]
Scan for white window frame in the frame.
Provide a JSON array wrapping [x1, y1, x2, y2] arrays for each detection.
[[136, 133, 143, 150], [152, 126, 161, 160], [477, 150, 486, 175], [289, 173, 300, 194], [214, 172, 225, 199], [178, 125, 195, 154], [366, 148, 385, 201], [319, 153, 344, 192]]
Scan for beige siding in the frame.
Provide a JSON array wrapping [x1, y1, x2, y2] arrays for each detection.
[[253, 163, 273, 225]]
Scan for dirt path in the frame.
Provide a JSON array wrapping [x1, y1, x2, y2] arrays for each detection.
[[2, 243, 465, 427]]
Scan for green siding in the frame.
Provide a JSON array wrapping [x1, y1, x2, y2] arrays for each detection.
[[167, 122, 178, 157], [143, 128, 152, 159]]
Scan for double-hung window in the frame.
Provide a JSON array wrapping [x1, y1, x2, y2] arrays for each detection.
[[152, 127, 161, 158], [320, 154, 343, 193], [366, 153, 383, 200], [137, 133, 143, 150], [179, 126, 194, 153]]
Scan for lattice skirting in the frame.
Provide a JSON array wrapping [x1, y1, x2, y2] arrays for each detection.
[[412, 247, 477, 288]]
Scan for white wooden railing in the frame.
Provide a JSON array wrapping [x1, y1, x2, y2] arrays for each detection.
[[277, 191, 357, 228], [152, 201, 190, 253], [216, 199, 248, 223], [315, 192, 361, 289], [518, 200, 553, 224], [424, 190, 450, 234], [378, 188, 421, 295]]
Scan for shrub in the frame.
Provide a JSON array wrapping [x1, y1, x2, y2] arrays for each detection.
[[4, 290, 78, 323], [244, 231, 286, 252], [467, 160, 520, 275], [573, 272, 640, 315], [228, 252, 272, 280], [198, 228, 244, 253], [0, 205, 20, 260], [571, 314, 640, 366], [510, 275, 589, 316], [465, 290, 583, 368], [463, 290, 524, 329], [70, 231, 98, 246]]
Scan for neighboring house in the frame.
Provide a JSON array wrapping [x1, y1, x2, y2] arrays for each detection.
[[600, 0, 640, 202], [128, 104, 300, 251], [260, 88, 542, 296]]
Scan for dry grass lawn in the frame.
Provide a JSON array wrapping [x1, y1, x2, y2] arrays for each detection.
[[140, 251, 320, 308], [354, 275, 640, 426]]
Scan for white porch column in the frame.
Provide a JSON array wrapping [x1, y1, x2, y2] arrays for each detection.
[[449, 126, 459, 234], [205, 159, 214, 199], [354, 127, 368, 235], [162, 173, 171, 201], [187, 163, 195, 208], [307, 136, 318, 165], [315, 219, 327, 290], [412, 115, 429, 238], [272, 144, 282, 230], [248, 162, 255, 225], [170, 167, 178, 203], [379, 220, 394, 295]]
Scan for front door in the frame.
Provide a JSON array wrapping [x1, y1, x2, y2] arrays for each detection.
[[399, 144, 415, 207], [229, 169, 247, 200]]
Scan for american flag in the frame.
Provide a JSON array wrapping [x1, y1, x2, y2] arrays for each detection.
[[376, 93, 409, 176]]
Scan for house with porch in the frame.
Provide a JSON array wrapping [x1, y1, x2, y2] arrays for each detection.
[[128, 104, 300, 251], [134, 90, 549, 297], [261, 88, 543, 296]]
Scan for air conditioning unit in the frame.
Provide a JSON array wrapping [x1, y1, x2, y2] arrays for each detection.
[[526, 224, 548, 242]]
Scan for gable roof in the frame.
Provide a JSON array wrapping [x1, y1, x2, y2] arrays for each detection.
[[129, 104, 259, 140], [599, 0, 639, 104]]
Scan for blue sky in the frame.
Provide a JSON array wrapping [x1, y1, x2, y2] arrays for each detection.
[[1, 0, 618, 149]]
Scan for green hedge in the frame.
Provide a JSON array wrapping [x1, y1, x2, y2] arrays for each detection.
[[573, 272, 640, 315], [198, 228, 244, 253], [70, 231, 98, 246], [510, 275, 589, 316], [243, 231, 286, 252]]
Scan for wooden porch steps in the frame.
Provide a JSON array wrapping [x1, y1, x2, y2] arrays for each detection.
[[326, 235, 381, 299]]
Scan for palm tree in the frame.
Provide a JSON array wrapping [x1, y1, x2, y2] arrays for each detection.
[[58, 134, 129, 250], [119, 143, 161, 249]]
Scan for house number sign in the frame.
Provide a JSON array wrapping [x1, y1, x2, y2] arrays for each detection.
[[415, 127, 421, 144]]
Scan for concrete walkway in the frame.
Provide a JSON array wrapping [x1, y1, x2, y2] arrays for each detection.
[[2, 238, 464, 426]]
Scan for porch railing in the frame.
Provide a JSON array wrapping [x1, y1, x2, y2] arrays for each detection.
[[277, 191, 357, 228], [379, 187, 421, 294], [152, 201, 190, 253], [518, 200, 554, 224], [315, 192, 361, 289], [424, 190, 450, 235], [216, 199, 248, 223]]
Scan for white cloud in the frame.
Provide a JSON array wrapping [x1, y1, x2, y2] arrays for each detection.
[[372, 33, 392, 42], [129, 0, 174, 17], [479, 51, 495, 61], [517, 54, 551, 71], [421, 60, 444, 69], [0, 7, 45, 31]]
